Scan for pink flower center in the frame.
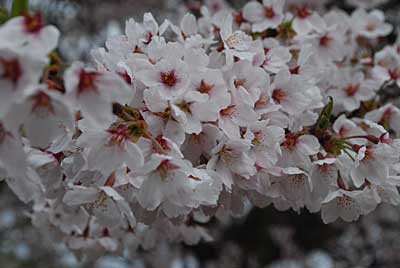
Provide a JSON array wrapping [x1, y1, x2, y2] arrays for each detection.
[[220, 145, 235, 161], [177, 100, 192, 114], [290, 66, 300, 74], [108, 124, 131, 146], [272, 88, 287, 103], [157, 160, 179, 179], [282, 133, 299, 151], [337, 195, 354, 209], [220, 105, 236, 117], [197, 80, 214, 94], [296, 6, 311, 19], [389, 69, 400, 80], [264, 7, 275, 18], [252, 131, 263, 145], [318, 162, 332, 175], [339, 126, 348, 137], [319, 35, 332, 47], [234, 11, 246, 25], [30, 91, 54, 113], [78, 70, 99, 95], [344, 84, 359, 97], [1, 58, 21, 84], [50, 151, 65, 163], [23, 12, 42, 34], [366, 23, 376, 32], [255, 94, 269, 109], [160, 70, 178, 88], [154, 135, 171, 152], [289, 174, 305, 187]]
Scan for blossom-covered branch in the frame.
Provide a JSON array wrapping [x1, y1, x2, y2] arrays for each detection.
[[0, 0, 400, 256]]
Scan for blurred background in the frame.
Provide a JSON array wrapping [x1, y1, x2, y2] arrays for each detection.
[[0, 0, 395, 62], [1, 0, 400, 267]]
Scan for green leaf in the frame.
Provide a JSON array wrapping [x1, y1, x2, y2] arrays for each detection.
[[11, 0, 29, 17], [316, 96, 334, 131], [0, 7, 9, 24]]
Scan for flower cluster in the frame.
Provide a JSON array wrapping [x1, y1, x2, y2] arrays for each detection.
[[1, 0, 400, 255]]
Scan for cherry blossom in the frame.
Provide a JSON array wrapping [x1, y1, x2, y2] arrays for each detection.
[[292, 6, 321, 35], [219, 14, 255, 66], [372, 46, 400, 87], [310, 158, 338, 200], [242, 0, 285, 32], [208, 137, 256, 189], [64, 62, 134, 126], [269, 70, 317, 116], [298, 15, 346, 63], [136, 154, 221, 217], [259, 38, 292, 73], [328, 68, 377, 112], [0, 122, 27, 177], [76, 119, 146, 177], [321, 188, 379, 223], [0, 47, 48, 118], [8, 86, 74, 149], [0, 12, 60, 56], [351, 9, 392, 38], [365, 104, 400, 135], [351, 143, 399, 187], [273, 167, 315, 212], [138, 57, 190, 101], [63, 185, 136, 228]]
